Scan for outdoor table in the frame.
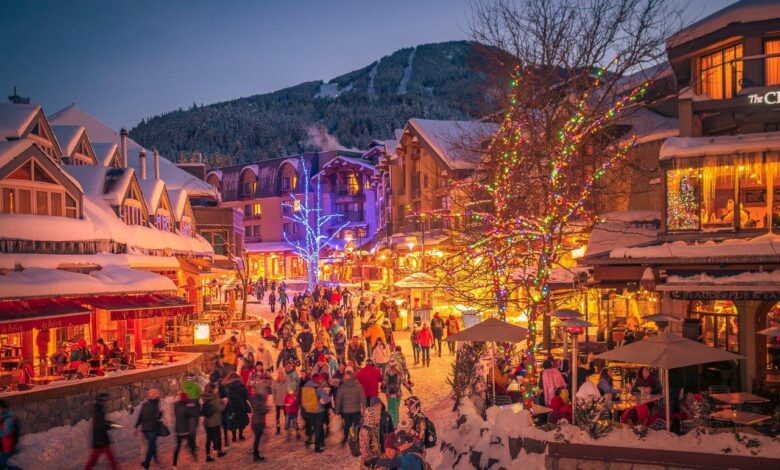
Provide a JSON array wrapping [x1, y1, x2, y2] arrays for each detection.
[[710, 392, 770, 406], [31, 375, 65, 385], [611, 394, 663, 412], [709, 409, 772, 426]]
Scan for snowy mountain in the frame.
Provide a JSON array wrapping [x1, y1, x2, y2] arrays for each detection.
[[129, 41, 503, 165]]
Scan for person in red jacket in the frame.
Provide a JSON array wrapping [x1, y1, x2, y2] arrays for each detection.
[[320, 310, 333, 332], [283, 386, 300, 440], [355, 359, 383, 406], [444, 315, 460, 356], [416, 323, 434, 367]]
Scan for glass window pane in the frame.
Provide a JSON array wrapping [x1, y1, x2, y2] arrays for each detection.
[[666, 167, 701, 230], [36, 191, 49, 215], [2, 188, 14, 213], [18, 189, 32, 214], [50, 192, 62, 216], [767, 39, 780, 86], [701, 159, 736, 230]]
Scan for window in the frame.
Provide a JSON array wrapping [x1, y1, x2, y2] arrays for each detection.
[[121, 204, 143, 226], [766, 39, 780, 86], [36, 191, 48, 215], [347, 174, 359, 195], [17, 189, 32, 214], [281, 177, 292, 191], [690, 300, 739, 353], [245, 225, 261, 240], [202, 230, 227, 256], [252, 203, 261, 216], [50, 192, 62, 217], [737, 155, 767, 229], [65, 194, 77, 219], [156, 213, 171, 232], [666, 167, 701, 231], [2, 188, 14, 214], [699, 44, 742, 99], [244, 204, 251, 215], [180, 220, 192, 237], [412, 159, 421, 173]]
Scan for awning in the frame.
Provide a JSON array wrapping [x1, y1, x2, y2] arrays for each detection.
[[82, 294, 194, 321], [0, 298, 91, 334]]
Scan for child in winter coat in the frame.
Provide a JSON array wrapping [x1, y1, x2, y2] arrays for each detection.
[[283, 386, 301, 439], [271, 368, 289, 435]]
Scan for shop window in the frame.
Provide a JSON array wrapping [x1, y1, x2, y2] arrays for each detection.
[[701, 160, 736, 230], [737, 154, 768, 229], [699, 44, 742, 99], [766, 38, 780, 86], [666, 167, 701, 231], [773, 153, 780, 230], [690, 300, 739, 353], [766, 303, 780, 377]]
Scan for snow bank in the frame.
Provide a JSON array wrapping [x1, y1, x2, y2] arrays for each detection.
[[433, 400, 780, 469]]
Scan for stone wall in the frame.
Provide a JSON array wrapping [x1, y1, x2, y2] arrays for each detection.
[[2, 352, 207, 435]]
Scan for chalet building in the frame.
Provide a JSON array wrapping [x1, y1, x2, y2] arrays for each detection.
[[208, 149, 377, 282], [581, 0, 780, 393], [0, 101, 219, 370]]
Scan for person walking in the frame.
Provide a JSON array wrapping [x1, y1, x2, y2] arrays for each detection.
[[0, 400, 20, 470], [410, 323, 421, 365], [172, 392, 199, 468], [333, 327, 347, 363], [344, 308, 355, 339], [255, 341, 274, 374], [382, 357, 405, 427], [297, 324, 315, 356], [416, 323, 434, 367], [358, 397, 383, 470], [279, 289, 289, 314], [135, 389, 163, 470], [268, 290, 277, 314], [283, 384, 301, 440], [221, 336, 238, 372], [445, 314, 460, 356], [430, 313, 445, 357], [334, 367, 365, 447], [301, 373, 330, 453], [347, 336, 366, 367], [223, 371, 250, 442], [271, 368, 290, 435], [200, 383, 227, 461], [372, 338, 390, 373], [355, 359, 382, 406], [404, 396, 430, 448], [84, 393, 119, 470], [249, 384, 269, 462], [276, 339, 300, 370]]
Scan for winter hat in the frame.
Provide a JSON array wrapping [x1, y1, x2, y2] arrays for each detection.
[[370, 396, 383, 407]]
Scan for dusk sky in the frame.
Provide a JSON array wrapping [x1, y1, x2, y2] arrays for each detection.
[[1, 0, 735, 130]]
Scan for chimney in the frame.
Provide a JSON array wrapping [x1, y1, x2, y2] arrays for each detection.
[[153, 148, 160, 180], [119, 128, 128, 168], [139, 150, 147, 180]]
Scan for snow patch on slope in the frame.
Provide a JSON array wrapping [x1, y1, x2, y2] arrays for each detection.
[[398, 47, 416, 94], [367, 61, 378, 96]]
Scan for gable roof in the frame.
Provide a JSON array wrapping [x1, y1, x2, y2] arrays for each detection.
[[405, 119, 498, 170], [667, 0, 780, 49], [51, 125, 85, 156], [0, 103, 40, 139], [0, 140, 84, 199], [49, 104, 218, 198], [92, 142, 120, 167], [0, 139, 35, 168], [138, 177, 167, 213], [168, 189, 190, 220], [64, 164, 136, 207]]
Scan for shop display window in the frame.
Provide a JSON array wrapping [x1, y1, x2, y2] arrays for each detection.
[[690, 300, 739, 353]]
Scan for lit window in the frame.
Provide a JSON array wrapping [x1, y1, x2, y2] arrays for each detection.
[[666, 168, 701, 231], [253, 203, 261, 215], [699, 44, 742, 99], [766, 39, 780, 86]]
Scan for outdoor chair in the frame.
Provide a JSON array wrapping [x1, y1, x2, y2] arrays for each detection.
[[651, 419, 667, 431]]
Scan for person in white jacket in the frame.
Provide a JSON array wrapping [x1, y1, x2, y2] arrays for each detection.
[[256, 341, 274, 373], [371, 338, 390, 373]]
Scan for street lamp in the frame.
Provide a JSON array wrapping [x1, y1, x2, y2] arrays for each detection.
[[559, 317, 594, 426]]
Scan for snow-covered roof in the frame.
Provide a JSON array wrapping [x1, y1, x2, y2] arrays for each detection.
[[0, 253, 181, 271], [315, 155, 375, 178], [406, 119, 498, 170], [616, 108, 679, 145], [245, 241, 294, 253], [168, 189, 189, 220], [0, 265, 176, 300], [64, 164, 134, 206], [0, 139, 34, 168], [660, 269, 780, 290], [48, 104, 218, 198], [610, 232, 780, 260], [584, 211, 661, 259], [51, 125, 84, 156], [660, 131, 780, 160], [667, 0, 780, 49], [0, 103, 39, 139], [138, 177, 166, 212], [92, 142, 118, 167]]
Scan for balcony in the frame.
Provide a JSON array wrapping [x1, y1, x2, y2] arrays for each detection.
[[334, 210, 365, 223]]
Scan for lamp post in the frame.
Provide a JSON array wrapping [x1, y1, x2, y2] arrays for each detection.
[[548, 309, 583, 364], [559, 318, 594, 426]]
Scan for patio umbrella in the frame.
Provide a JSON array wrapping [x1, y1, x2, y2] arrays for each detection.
[[758, 326, 780, 337], [446, 318, 528, 401], [595, 332, 744, 430]]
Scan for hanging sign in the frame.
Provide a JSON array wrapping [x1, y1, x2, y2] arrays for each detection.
[[747, 91, 780, 105]]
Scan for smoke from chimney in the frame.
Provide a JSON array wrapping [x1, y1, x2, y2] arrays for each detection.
[[153, 148, 160, 180], [119, 128, 128, 168], [139, 150, 147, 180]]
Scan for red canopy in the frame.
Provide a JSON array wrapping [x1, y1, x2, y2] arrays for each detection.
[[0, 298, 91, 334], [81, 294, 194, 321]]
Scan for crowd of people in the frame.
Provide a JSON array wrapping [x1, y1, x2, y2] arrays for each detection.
[[79, 282, 440, 470]]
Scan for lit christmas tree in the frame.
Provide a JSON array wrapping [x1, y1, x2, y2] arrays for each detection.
[[283, 157, 348, 290], [667, 174, 698, 230]]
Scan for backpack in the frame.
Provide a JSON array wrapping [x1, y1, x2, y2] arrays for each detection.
[[418, 415, 437, 448], [385, 372, 400, 395], [408, 452, 432, 470], [301, 386, 319, 413], [201, 400, 215, 418]]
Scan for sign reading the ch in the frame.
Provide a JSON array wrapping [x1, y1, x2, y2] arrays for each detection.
[[747, 91, 780, 105]]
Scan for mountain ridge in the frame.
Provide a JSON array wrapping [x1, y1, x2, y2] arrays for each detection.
[[129, 41, 503, 165]]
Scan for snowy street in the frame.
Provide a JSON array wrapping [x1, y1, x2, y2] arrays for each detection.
[[12, 299, 455, 470]]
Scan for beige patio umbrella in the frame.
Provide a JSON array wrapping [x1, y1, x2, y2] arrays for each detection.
[[393, 272, 437, 289], [447, 318, 528, 401], [758, 326, 780, 337], [595, 331, 744, 430]]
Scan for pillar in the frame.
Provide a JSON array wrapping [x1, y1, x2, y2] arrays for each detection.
[[735, 300, 760, 393]]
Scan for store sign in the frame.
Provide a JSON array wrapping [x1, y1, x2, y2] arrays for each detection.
[[747, 91, 780, 105], [669, 290, 780, 301]]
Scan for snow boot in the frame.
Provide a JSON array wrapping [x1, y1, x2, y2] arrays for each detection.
[[206, 456, 215, 462], [276, 425, 281, 435]]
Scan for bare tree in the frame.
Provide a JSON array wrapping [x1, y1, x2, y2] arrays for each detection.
[[227, 243, 251, 321], [430, 0, 682, 403]]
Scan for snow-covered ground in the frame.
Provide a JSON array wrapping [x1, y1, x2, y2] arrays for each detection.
[[11, 295, 455, 470]]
